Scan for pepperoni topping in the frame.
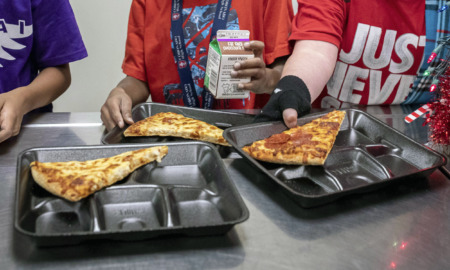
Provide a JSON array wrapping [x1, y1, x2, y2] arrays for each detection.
[[264, 133, 290, 149], [290, 130, 313, 146], [266, 133, 290, 143]]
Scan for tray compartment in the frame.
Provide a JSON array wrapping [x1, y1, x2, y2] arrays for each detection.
[[93, 187, 166, 231], [35, 210, 90, 234], [365, 144, 400, 157], [168, 187, 228, 227], [325, 148, 391, 188], [333, 128, 377, 146], [135, 164, 206, 186], [373, 155, 418, 176], [275, 166, 341, 195], [133, 145, 222, 194], [223, 109, 447, 207], [15, 142, 249, 246], [24, 199, 91, 234], [349, 112, 444, 170]]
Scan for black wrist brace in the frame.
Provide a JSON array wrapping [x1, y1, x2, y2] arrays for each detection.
[[254, 75, 312, 123]]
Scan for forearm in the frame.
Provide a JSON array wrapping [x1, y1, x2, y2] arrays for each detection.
[[264, 55, 288, 93], [116, 76, 150, 106], [282, 40, 338, 102], [16, 64, 71, 113]]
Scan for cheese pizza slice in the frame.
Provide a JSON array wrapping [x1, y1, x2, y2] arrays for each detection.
[[242, 110, 346, 165], [30, 146, 168, 202], [124, 112, 230, 146]]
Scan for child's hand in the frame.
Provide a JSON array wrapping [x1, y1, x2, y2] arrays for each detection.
[[230, 40, 277, 94], [100, 87, 135, 131], [0, 90, 27, 143]]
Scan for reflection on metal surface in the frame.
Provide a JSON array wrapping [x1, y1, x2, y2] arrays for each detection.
[[24, 123, 102, 128], [1, 107, 449, 269]]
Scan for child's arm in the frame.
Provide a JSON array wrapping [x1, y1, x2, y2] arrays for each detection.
[[279, 40, 338, 127], [0, 64, 71, 143], [254, 40, 339, 128]]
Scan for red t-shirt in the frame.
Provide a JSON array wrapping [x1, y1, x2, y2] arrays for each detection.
[[122, 0, 293, 109], [291, 0, 426, 108]]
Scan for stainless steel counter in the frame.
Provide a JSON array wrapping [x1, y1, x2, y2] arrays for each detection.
[[1, 106, 449, 270]]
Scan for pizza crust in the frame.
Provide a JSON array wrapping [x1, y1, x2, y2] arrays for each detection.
[[30, 146, 168, 202]]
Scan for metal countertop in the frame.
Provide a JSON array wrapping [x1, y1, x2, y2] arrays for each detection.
[[1, 106, 449, 270]]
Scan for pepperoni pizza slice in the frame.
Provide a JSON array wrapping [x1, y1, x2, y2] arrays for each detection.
[[124, 112, 230, 146], [242, 110, 346, 165]]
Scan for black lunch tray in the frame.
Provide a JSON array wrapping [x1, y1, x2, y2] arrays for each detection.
[[223, 109, 447, 208], [101, 102, 254, 158], [14, 142, 249, 246]]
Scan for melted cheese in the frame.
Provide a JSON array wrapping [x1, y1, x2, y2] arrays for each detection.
[[30, 146, 168, 201], [124, 112, 229, 146], [243, 110, 346, 165]]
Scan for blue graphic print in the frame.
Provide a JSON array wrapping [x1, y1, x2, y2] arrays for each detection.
[[165, 4, 239, 105]]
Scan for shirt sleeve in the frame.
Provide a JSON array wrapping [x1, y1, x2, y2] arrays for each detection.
[[32, 0, 87, 69], [290, 0, 347, 48], [262, 0, 294, 65], [122, 0, 147, 82]]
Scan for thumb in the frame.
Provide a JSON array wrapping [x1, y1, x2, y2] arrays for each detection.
[[123, 111, 134, 125], [283, 108, 298, 128], [120, 98, 134, 125]]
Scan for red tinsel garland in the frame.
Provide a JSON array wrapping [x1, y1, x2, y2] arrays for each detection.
[[426, 69, 450, 145]]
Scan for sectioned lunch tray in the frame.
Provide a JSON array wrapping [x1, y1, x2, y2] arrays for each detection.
[[101, 102, 254, 149], [223, 109, 447, 208], [14, 142, 249, 246]]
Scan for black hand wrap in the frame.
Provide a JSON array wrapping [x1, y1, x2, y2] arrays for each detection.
[[254, 75, 311, 123]]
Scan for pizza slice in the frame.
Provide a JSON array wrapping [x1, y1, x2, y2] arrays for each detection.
[[242, 110, 346, 165], [30, 146, 169, 202], [124, 112, 230, 146]]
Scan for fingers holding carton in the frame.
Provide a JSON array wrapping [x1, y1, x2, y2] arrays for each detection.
[[205, 30, 255, 99]]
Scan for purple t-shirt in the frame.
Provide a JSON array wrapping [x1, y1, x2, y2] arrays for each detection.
[[0, 0, 87, 111]]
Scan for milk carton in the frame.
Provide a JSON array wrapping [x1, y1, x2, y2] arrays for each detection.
[[205, 30, 254, 99]]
